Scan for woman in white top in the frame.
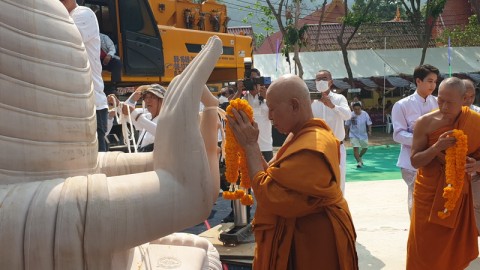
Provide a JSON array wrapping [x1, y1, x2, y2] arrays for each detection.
[[108, 84, 165, 152]]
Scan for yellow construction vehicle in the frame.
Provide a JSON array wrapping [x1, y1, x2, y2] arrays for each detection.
[[84, 0, 253, 94]]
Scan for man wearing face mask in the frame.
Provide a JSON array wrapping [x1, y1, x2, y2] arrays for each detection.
[[311, 70, 352, 193]]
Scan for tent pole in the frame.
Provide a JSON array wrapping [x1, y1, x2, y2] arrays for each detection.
[[383, 37, 386, 124]]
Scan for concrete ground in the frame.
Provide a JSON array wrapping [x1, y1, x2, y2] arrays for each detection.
[[346, 180, 480, 269]]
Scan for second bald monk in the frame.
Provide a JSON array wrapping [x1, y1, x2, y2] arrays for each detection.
[[227, 74, 358, 270]]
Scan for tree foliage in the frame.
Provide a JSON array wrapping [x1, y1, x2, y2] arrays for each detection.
[[338, 0, 378, 87], [437, 15, 480, 47], [352, 0, 406, 22], [399, 0, 447, 65], [241, 1, 276, 49]]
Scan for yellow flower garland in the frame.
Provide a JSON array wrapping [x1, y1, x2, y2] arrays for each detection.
[[222, 98, 254, 206], [438, 129, 468, 219]]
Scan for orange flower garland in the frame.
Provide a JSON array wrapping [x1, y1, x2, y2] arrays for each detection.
[[222, 98, 254, 206], [438, 129, 468, 219]]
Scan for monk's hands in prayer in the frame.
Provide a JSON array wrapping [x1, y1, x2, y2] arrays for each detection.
[[433, 131, 457, 164], [227, 108, 259, 148], [320, 92, 335, 108], [433, 130, 457, 153]]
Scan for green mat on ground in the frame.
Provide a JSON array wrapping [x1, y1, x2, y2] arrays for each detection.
[[346, 144, 401, 182]]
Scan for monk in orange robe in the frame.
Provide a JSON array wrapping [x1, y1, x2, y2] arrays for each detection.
[[227, 74, 358, 270], [407, 77, 480, 269]]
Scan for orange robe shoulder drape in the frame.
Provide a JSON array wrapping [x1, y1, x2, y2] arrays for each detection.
[[251, 119, 358, 270], [407, 107, 480, 270]]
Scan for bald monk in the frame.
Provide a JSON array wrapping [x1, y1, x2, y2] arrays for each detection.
[[463, 78, 480, 234], [463, 79, 480, 113], [407, 77, 480, 269], [227, 74, 358, 270]]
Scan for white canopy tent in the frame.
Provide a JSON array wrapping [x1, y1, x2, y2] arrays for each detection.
[[253, 46, 480, 81]]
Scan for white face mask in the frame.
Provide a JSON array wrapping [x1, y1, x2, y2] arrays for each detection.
[[315, 80, 329, 92]]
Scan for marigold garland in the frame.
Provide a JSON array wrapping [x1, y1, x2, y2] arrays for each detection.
[[438, 129, 468, 219], [222, 98, 254, 206]]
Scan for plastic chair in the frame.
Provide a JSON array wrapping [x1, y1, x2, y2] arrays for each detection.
[[386, 114, 393, 134]]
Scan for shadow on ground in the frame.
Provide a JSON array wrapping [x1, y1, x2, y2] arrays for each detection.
[[356, 242, 386, 269]]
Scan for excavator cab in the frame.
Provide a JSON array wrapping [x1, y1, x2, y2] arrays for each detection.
[[82, 0, 252, 95]]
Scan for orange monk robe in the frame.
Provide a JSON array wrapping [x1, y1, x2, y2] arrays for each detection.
[[407, 107, 480, 270], [251, 119, 358, 270]]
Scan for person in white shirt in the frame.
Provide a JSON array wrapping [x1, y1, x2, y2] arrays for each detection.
[[100, 33, 122, 95], [392, 64, 440, 216], [463, 78, 480, 233], [218, 87, 230, 105], [222, 68, 272, 223], [311, 70, 351, 193], [60, 0, 109, 152], [233, 68, 273, 162], [345, 103, 372, 168], [121, 84, 165, 152]]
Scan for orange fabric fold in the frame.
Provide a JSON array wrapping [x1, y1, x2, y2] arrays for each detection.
[[251, 119, 358, 270], [407, 107, 480, 269]]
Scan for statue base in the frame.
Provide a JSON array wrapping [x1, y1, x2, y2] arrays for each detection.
[[219, 223, 254, 246]]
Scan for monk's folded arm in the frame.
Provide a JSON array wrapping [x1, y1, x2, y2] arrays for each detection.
[[252, 151, 337, 218], [411, 118, 444, 169]]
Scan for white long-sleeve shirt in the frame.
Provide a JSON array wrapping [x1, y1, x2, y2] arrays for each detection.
[[392, 91, 438, 171], [130, 109, 158, 148], [70, 5, 108, 110], [244, 93, 273, 152], [311, 92, 351, 141]]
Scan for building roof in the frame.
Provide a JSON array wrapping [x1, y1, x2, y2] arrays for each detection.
[[227, 26, 254, 37], [257, 0, 441, 55], [258, 21, 436, 55], [257, 0, 346, 54], [298, 0, 345, 25], [307, 21, 437, 52]]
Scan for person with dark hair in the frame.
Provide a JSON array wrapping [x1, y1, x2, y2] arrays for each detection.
[[232, 68, 273, 163], [311, 69, 351, 193], [407, 77, 480, 269], [345, 103, 372, 168], [392, 64, 440, 216], [222, 68, 273, 223]]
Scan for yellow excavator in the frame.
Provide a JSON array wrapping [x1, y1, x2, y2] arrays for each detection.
[[83, 0, 253, 94]]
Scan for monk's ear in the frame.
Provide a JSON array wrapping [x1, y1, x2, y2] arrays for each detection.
[[290, 98, 300, 112]]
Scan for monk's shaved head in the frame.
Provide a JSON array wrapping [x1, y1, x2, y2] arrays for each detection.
[[437, 77, 466, 118], [266, 74, 313, 134], [267, 74, 311, 107], [462, 79, 476, 106], [463, 79, 475, 92], [439, 77, 466, 96]]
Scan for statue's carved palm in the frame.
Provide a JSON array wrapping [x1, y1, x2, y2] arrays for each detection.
[[0, 0, 223, 268]]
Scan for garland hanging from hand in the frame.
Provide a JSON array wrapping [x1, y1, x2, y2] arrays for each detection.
[[222, 98, 254, 206], [438, 129, 468, 219]]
